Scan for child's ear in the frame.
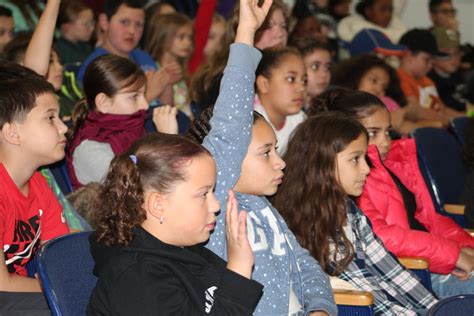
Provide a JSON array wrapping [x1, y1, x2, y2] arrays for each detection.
[[256, 75, 270, 94], [98, 13, 109, 32], [145, 191, 166, 220], [95, 93, 113, 114], [1, 122, 21, 145]]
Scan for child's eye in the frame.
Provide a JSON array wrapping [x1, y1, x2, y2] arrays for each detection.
[[262, 150, 271, 158], [310, 63, 320, 71], [286, 76, 295, 83], [351, 156, 360, 164], [120, 19, 130, 26], [368, 131, 377, 138], [302, 78, 308, 86]]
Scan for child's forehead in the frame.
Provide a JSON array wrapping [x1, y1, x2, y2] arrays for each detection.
[[32, 93, 60, 112], [113, 4, 144, 19]]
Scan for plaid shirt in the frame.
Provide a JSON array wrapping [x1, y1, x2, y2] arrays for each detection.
[[335, 200, 438, 315]]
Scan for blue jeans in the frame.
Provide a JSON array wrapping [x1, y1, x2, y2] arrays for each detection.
[[431, 273, 474, 299]]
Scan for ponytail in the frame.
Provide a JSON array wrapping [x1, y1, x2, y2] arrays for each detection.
[[94, 133, 211, 246], [68, 99, 89, 141], [95, 153, 146, 246]]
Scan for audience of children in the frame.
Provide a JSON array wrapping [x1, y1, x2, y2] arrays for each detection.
[[3, 0, 474, 313], [272, 111, 437, 315], [56, 0, 94, 66], [254, 47, 307, 155]]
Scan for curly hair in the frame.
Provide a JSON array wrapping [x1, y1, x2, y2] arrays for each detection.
[[272, 112, 367, 274], [94, 133, 211, 246], [331, 54, 407, 107]]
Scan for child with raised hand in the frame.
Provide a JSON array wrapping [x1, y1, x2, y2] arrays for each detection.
[[88, 134, 263, 314], [314, 88, 474, 298], [272, 111, 438, 315], [254, 46, 307, 155], [187, 4, 336, 315], [0, 62, 69, 314], [67, 54, 173, 189]]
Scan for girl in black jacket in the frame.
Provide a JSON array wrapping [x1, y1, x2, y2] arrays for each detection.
[[87, 134, 264, 315]]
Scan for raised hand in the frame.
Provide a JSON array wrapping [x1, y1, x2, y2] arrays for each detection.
[[152, 105, 178, 134], [235, 0, 273, 46], [225, 190, 254, 279]]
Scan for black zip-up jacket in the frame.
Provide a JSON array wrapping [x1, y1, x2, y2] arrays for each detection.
[[87, 227, 263, 315]]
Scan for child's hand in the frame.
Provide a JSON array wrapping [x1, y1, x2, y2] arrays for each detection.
[[235, 0, 273, 45], [225, 190, 254, 279], [145, 69, 169, 101], [152, 105, 178, 134], [163, 62, 183, 85], [454, 249, 474, 281]]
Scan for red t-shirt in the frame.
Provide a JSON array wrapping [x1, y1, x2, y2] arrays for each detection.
[[0, 164, 69, 276]]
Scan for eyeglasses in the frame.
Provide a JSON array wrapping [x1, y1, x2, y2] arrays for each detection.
[[434, 8, 457, 15], [75, 20, 95, 29]]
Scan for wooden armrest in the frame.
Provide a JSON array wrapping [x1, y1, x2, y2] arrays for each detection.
[[398, 256, 429, 270], [444, 204, 465, 215], [465, 229, 474, 237], [333, 289, 374, 306]]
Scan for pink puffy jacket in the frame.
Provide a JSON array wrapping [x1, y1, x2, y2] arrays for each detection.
[[358, 139, 474, 274]]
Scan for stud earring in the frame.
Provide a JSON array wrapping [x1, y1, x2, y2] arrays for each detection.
[[159, 216, 164, 224]]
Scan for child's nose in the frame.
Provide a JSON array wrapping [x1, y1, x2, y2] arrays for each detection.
[[58, 119, 68, 135], [361, 157, 370, 175], [274, 154, 286, 170], [209, 193, 220, 214]]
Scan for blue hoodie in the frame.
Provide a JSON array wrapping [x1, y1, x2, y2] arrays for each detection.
[[203, 43, 337, 316]]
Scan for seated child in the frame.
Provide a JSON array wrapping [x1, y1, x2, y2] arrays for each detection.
[[67, 54, 148, 188], [56, 0, 94, 66], [77, 0, 170, 104], [254, 47, 307, 155], [315, 88, 474, 299], [397, 28, 464, 125], [428, 26, 466, 112], [273, 111, 437, 314], [88, 135, 263, 314], [291, 37, 332, 109], [0, 62, 69, 314]]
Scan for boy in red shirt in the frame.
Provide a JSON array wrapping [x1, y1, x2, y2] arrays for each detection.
[[397, 28, 464, 126], [0, 63, 69, 313]]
